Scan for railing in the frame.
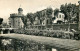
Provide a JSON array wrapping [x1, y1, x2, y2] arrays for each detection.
[[0, 28, 18, 34]]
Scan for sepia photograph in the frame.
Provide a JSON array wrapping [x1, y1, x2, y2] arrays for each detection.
[[0, 0, 80, 51]]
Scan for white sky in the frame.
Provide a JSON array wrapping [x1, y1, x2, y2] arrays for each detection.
[[0, 0, 79, 22]]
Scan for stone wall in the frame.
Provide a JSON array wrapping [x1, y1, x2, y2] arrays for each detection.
[[51, 23, 78, 31]]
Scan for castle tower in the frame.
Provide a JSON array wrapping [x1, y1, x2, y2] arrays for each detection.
[[9, 8, 24, 28], [78, 1, 80, 30], [18, 8, 23, 15]]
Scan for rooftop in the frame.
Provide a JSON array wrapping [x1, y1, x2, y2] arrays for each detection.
[[18, 8, 23, 11]]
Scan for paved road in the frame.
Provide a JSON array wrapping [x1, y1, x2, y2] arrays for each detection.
[[0, 34, 80, 51]]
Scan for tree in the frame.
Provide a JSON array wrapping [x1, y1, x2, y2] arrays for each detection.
[[60, 3, 79, 23], [54, 8, 59, 15], [35, 11, 42, 19], [35, 9, 46, 20], [27, 13, 35, 25], [21, 16, 27, 28], [60, 3, 68, 19], [0, 18, 3, 25], [46, 7, 53, 18]]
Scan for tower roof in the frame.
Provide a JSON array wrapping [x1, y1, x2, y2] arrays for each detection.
[[18, 8, 23, 11]]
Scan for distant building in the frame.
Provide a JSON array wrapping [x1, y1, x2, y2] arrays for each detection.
[[52, 12, 65, 24], [41, 18, 46, 26], [27, 18, 31, 25], [33, 17, 40, 25], [9, 8, 24, 28]]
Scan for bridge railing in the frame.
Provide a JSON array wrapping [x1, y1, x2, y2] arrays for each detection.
[[0, 28, 18, 34]]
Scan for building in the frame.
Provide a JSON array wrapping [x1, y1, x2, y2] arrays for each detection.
[[33, 17, 40, 25], [9, 8, 24, 28], [52, 12, 65, 24]]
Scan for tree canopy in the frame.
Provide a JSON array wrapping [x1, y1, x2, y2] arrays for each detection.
[[21, 3, 79, 28], [46, 7, 53, 17], [60, 3, 79, 23], [54, 8, 59, 16]]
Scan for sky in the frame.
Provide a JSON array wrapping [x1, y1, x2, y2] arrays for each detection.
[[0, 0, 79, 22]]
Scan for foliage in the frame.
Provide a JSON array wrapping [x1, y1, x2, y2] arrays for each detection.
[[21, 13, 35, 28], [35, 11, 45, 19], [21, 7, 53, 27], [54, 8, 59, 15], [0, 18, 3, 25], [27, 13, 34, 24], [60, 3, 79, 22], [46, 7, 53, 17], [35, 11, 41, 19], [21, 4, 79, 27], [21, 16, 27, 28]]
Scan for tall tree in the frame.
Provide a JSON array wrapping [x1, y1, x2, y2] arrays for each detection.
[[54, 8, 59, 16], [21, 16, 27, 28], [35, 11, 41, 19], [27, 13, 34, 25], [60, 3, 79, 23], [46, 7, 53, 18]]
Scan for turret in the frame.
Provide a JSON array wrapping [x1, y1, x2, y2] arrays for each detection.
[[18, 8, 23, 15]]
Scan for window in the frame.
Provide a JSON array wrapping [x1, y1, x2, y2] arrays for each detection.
[[19, 22, 20, 23], [59, 15, 61, 18], [62, 15, 64, 18]]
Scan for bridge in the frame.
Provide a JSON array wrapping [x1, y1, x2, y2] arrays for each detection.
[[0, 34, 80, 51], [0, 28, 17, 34]]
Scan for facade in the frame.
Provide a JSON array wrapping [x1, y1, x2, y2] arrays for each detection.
[[33, 17, 40, 25], [52, 12, 65, 24], [9, 8, 24, 28], [27, 18, 31, 25], [42, 19, 46, 26]]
